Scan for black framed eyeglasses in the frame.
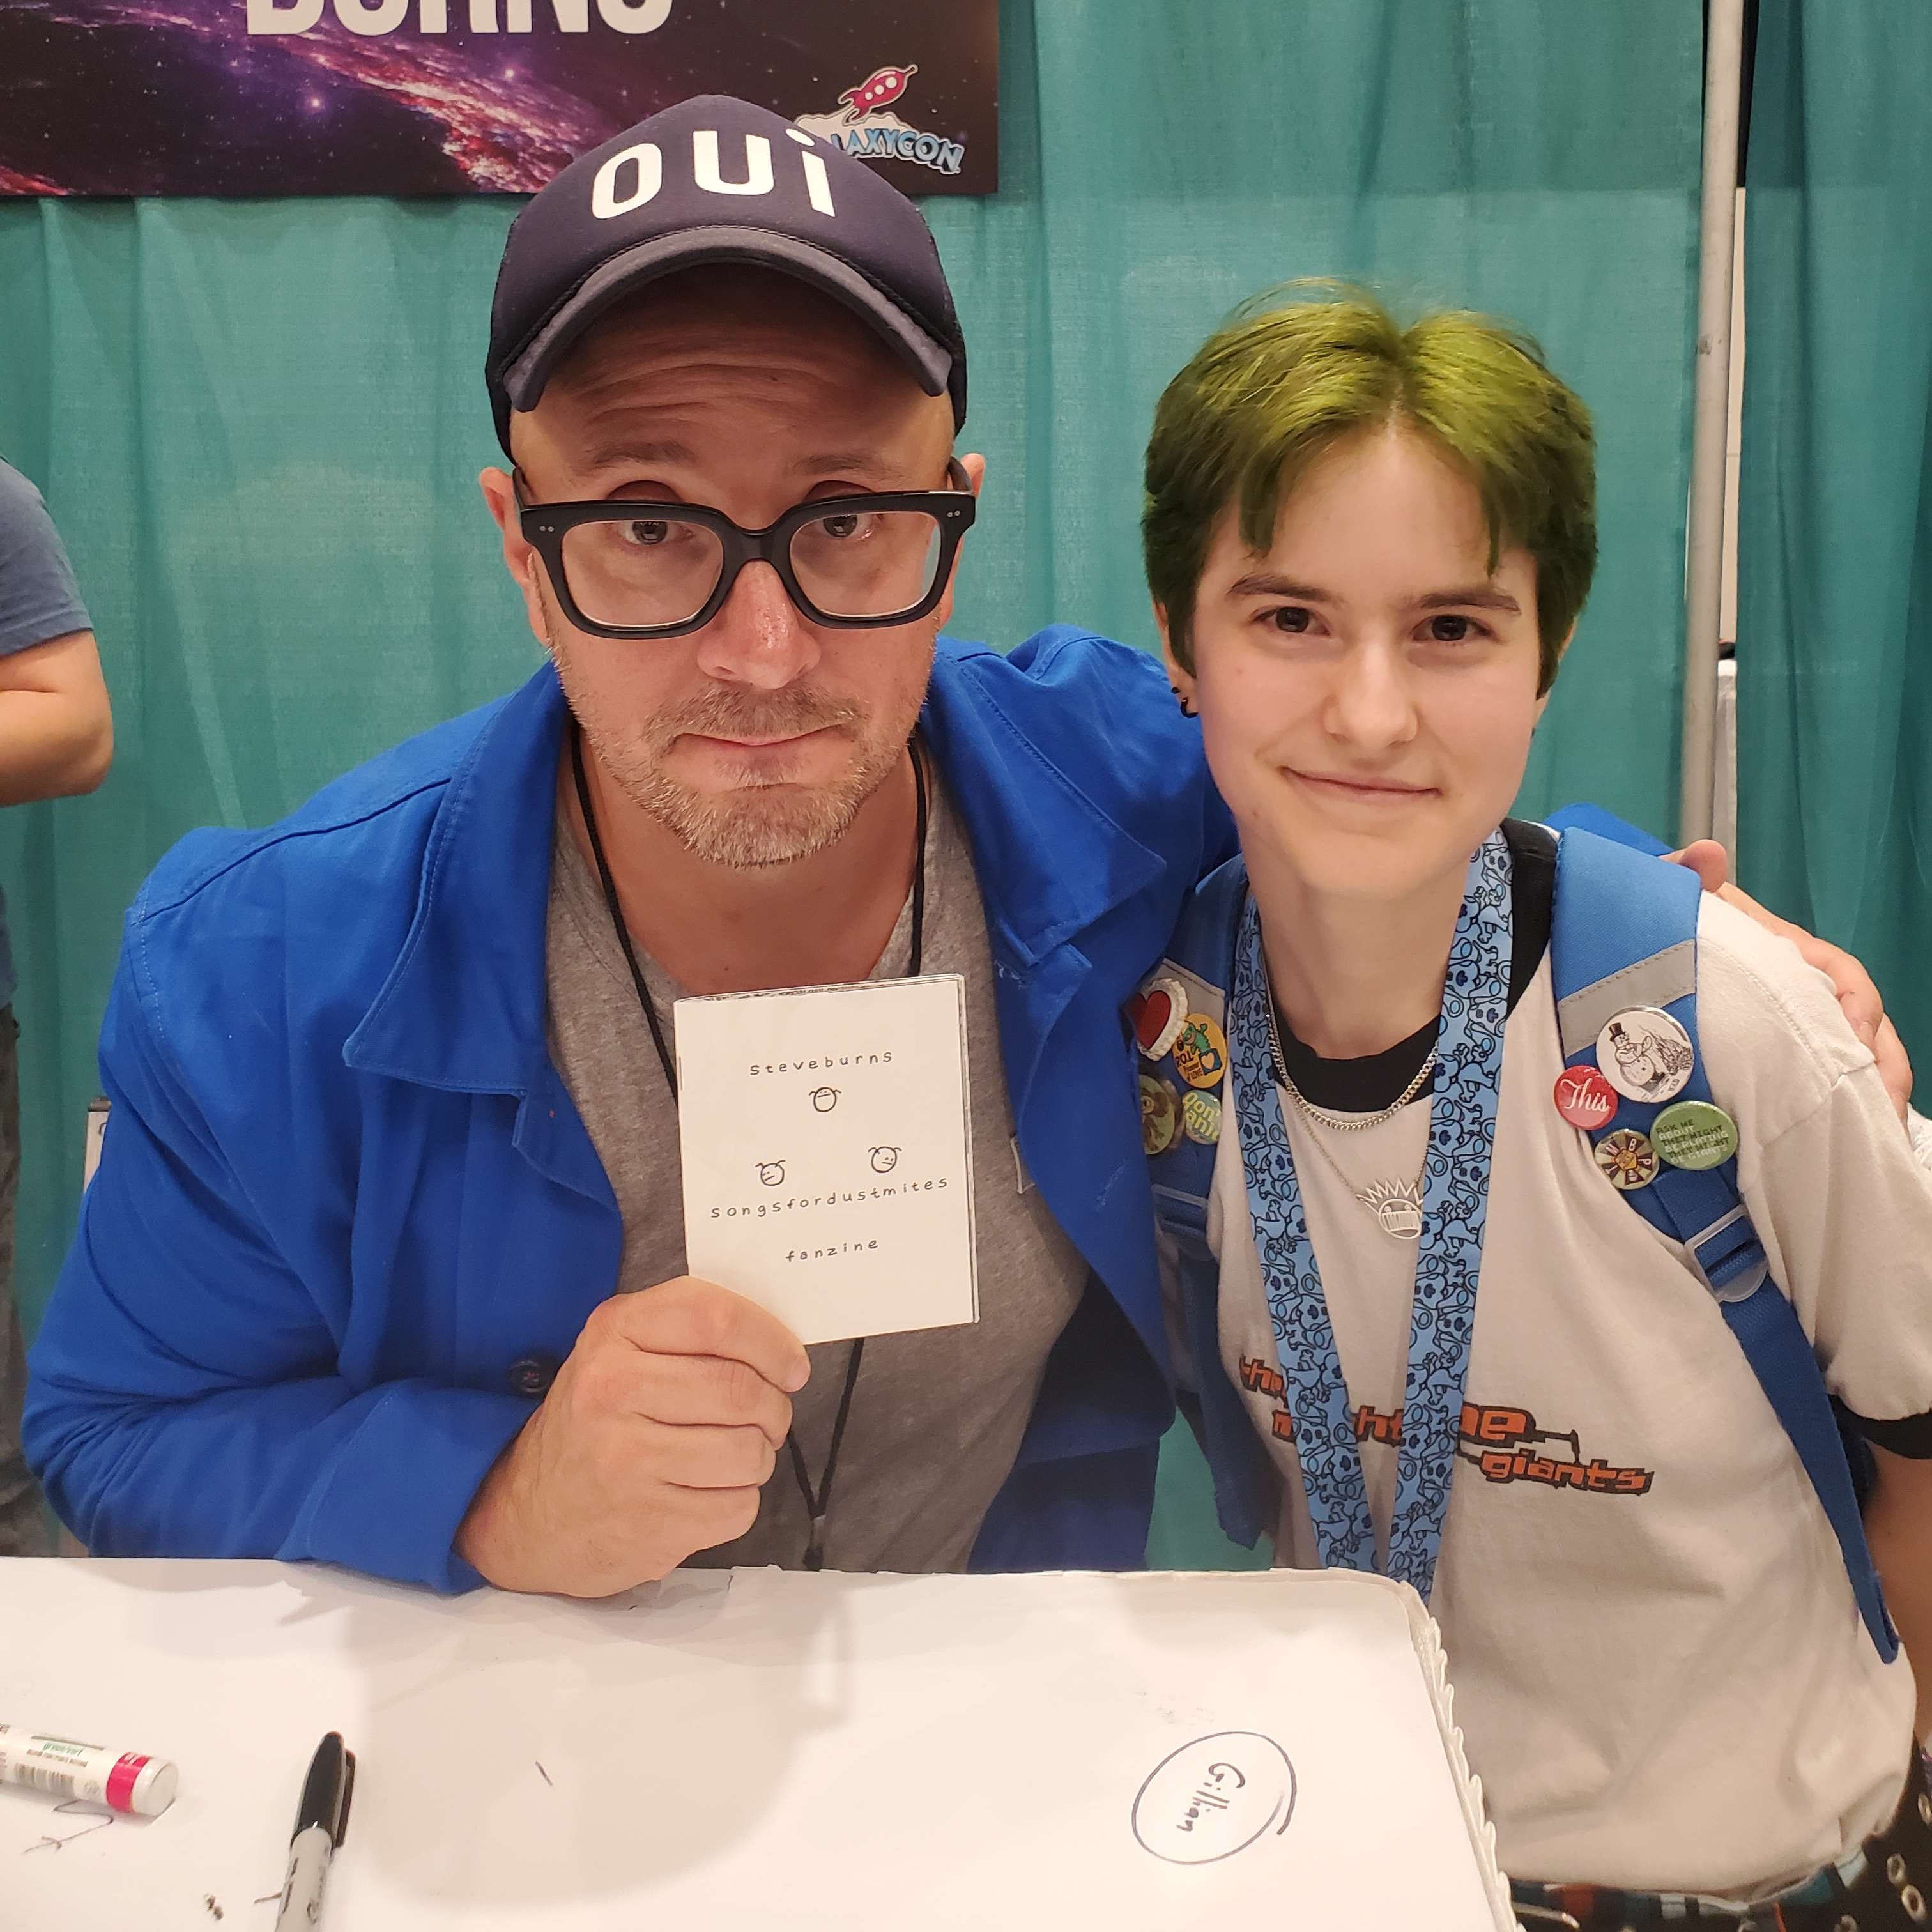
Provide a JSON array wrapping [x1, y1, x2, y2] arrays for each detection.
[[516, 460, 977, 640]]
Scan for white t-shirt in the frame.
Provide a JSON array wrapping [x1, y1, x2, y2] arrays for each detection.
[[1201, 891, 1932, 1896]]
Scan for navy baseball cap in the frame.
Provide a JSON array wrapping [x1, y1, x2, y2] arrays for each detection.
[[487, 94, 967, 454]]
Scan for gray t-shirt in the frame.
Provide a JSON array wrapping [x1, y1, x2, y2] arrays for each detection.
[[544, 753, 1090, 1574], [0, 459, 92, 1011]]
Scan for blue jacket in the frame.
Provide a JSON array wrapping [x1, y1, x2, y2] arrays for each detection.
[[26, 629, 1236, 1591]]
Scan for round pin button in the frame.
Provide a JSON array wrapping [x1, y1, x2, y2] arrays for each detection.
[[1651, 1100, 1739, 1170], [1128, 974, 1189, 1061], [1552, 1065, 1620, 1131], [1172, 1014, 1229, 1090], [1181, 1089, 1222, 1146], [1140, 1074, 1182, 1156], [1594, 1127, 1661, 1191], [1595, 1006, 1696, 1105], [508, 1353, 560, 1399]]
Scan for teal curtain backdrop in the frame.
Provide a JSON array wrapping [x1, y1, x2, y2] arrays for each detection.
[[0, 1, 1699, 1565], [1738, 1, 1932, 1072]]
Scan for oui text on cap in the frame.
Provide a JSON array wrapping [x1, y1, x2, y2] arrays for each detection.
[[486, 94, 968, 454]]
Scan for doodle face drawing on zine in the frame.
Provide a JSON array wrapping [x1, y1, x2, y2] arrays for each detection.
[[676, 975, 978, 1344]]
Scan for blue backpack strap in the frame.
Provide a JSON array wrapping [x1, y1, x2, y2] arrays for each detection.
[[1551, 829, 1897, 1659], [1542, 801, 1670, 857], [1138, 854, 1270, 1549]]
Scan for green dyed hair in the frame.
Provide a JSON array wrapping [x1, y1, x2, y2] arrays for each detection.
[[1142, 282, 1596, 694]]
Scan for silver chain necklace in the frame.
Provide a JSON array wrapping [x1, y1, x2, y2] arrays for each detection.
[[1264, 992, 1432, 1241], [1264, 993, 1438, 1130]]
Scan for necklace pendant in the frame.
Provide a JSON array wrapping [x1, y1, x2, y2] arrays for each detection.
[[1356, 1177, 1423, 1241]]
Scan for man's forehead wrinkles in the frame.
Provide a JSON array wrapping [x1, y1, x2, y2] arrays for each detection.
[[542, 376, 943, 477], [562, 326, 878, 394], [555, 377, 825, 442], [562, 362, 831, 417]]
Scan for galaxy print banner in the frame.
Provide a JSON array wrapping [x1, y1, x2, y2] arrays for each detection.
[[0, 2, 997, 198]]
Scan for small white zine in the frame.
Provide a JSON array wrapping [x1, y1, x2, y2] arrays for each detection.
[[676, 974, 978, 1346]]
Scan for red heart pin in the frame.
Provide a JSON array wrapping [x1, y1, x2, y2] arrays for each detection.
[[1129, 986, 1176, 1056]]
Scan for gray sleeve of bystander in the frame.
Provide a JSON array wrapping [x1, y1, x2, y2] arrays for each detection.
[[0, 460, 92, 658]]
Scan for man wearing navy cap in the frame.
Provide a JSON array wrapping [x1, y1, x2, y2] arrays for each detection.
[[24, 98, 1901, 1596], [26, 97, 1227, 1593]]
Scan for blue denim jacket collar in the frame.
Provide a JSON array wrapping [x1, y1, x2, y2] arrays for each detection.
[[344, 637, 1166, 1101]]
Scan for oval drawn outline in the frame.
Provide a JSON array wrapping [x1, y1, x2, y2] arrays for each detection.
[[1130, 1730, 1297, 1866]]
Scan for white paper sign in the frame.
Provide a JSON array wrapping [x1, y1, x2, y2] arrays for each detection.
[[676, 974, 977, 1345]]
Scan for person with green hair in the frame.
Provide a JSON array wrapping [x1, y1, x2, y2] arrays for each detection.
[[1140, 286, 1932, 1923]]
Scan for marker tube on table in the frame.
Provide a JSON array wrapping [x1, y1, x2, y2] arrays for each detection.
[[0, 1724, 178, 1815]]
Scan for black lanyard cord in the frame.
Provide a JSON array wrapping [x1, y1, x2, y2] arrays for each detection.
[[571, 724, 680, 1100], [785, 1333, 866, 1570], [567, 723, 930, 1569]]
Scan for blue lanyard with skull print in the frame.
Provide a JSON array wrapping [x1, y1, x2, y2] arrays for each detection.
[[1227, 831, 1512, 1600]]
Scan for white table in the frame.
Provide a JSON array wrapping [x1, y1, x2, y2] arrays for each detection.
[[1, 1560, 1512, 1929]]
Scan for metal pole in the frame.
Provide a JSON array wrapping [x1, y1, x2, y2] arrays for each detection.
[[1680, 0, 1745, 846]]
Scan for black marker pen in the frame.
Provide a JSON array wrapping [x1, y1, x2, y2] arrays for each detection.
[[275, 1731, 355, 1931]]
